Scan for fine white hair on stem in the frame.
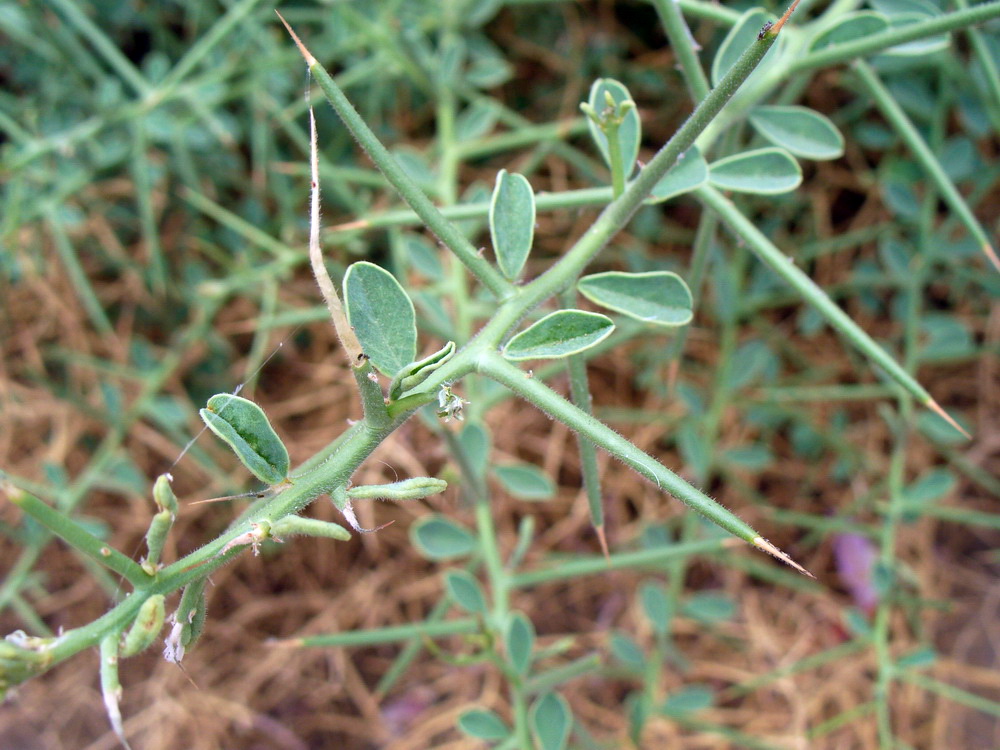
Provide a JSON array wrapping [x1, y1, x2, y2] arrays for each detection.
[[307, 99, 363, 364]]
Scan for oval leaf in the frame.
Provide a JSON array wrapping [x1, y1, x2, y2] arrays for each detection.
[[578, 271, 693, 327], [490, 170, 536, 281], [660, 685, 715, 716], [880, 12, 950, 56], [646, 147, 708, 203], [711, 8, 779, 86], [410, 515, 477, 560], [344, 261, 417, 377], [459, 421, 491, 478], [809, 11, 890, 52], [200, 394, 289, 485], [459, 708, 511, 741], [586, 78, 641, 179], [503, 310, 614, 361], [749, 105, 845, 160], [708, 147, 802, 194], [530, 692, 572, 750], [639, 581, 670, 636], [445, 570, 487, 614], [506, 612, 535, 676], [493, 463, 555, 500]]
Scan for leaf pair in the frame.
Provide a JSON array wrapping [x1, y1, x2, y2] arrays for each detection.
[[503, 272, 693, 361]]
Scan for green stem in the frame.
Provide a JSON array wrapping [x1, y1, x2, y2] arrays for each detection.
[[512, 23, 780, 316], [852, 60, 998, 270], [478, 352, 760, 544], [695, 185, 942, 412], [560, 290, 605, 544], [280, 18, 513, 300], [651, 0, 711, 102], [8, 489, 150, 587], [789, 1, 1000, 72]]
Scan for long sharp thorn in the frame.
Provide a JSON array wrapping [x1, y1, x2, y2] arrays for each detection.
[[595, 525, 610, 563], [753, 537, 815, 579], [983, 243, 1000, 273], [924, 398, 971, 440], [275, 10, 316, 66]]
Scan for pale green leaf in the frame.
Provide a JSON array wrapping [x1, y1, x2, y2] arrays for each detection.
[[445, 570, 487, 614], [344, 261, 417, 377], [200, 394, 289, 485], [646, 147, 708, 203], [503, 310, 614, 361], [459, 709, 510, 741], [749, 105, 845, 160], [809, 12, 890, 52], [578, 271, 693, 327], [711, 8, 779, 86], [410, 516, 477, 560], [506, 612, 535, 676], [490, 170, 535, 281], [493, 463, 555, 500], [708, 147, 802, 194], [530, 692, 572, 750]]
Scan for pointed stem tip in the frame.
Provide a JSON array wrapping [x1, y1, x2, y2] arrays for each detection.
[[753, 537, 815, 579], [925, 398, 971, 440], [983, 243, 1000, 274], [275, 10, 316, 67], [595, 525, 610, 563]]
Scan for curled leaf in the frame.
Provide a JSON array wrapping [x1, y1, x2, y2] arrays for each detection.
[[389, 341, 457, 401], [200, 394, 290, 486]]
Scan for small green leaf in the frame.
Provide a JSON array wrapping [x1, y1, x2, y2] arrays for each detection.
[[897, 646, 937, 670], [610, 631, 646, 671], [459, 421, 491, 478], [445, 570, 487, 614], [722, 444, 774, 471], [809, 12, 890, 52], [749, 106, 845, 160], [458, 708, 511, 741], [455, 100, 501, 142], [506, 612, 535, 676], [709, 147, 802, 194], [389, 341, 457, 400], [901, 469, 956, 505], [639, 581, 670, 635], [660, 685, 715, 716], [578, 271, 693, 327], [503, 310, 614, 361], [344, 261, 417, 377], [398, 233, 443, 280], [682, 592, 737, 624], [585, 78, 641, 178], [490, 170, 535, 280], [200, 394, 289, 485], [646, 147, 708, 203], [411, 515, 477, 560], [530, 692, 572, 750], [493, 463, 555, 500], [844, 607, 873, 638], [711, 8, 778, 86]]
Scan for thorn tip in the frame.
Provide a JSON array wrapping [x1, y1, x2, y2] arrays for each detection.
[[753, 536, 815, 579], [275, 10, 316, 66], [925, 398, 971, 440]]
